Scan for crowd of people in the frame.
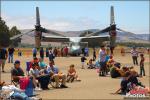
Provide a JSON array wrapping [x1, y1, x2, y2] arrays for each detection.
[[32, 46, 69, 59], [0, 45, 149, 99], [94, 45, 149, 95]]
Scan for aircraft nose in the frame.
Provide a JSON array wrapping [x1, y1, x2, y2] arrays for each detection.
[[72, 46, 80, 50]]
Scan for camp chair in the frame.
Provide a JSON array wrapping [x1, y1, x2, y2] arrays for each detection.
[[26, 62, 31, 76]]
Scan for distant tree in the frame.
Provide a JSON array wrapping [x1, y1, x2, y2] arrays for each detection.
[[0, 17, 10, 47], [9, 26, 21, 37]]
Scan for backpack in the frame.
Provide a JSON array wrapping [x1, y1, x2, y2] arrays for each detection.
[[19, 77, 29, 90], [25, 79, 34, 97]]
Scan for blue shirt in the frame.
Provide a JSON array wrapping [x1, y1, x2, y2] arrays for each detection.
[[32, 48, 37, 54], [39, 62, 47, 69], [105, 55, 110, 62], [47, 65, 59, 74]]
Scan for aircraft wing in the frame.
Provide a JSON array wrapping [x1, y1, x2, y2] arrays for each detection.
[[41, 36, 70, 42], [80, 35, 110, 42]]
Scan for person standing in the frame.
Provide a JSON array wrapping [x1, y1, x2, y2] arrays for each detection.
[[61, 47, 64, 57], [32, 47, 37, 58], [81, 47, 85, 56], [99, 45, 106, 76], [121, 47, 125, 56], [81, 55, 87, 69], [40, 47, 44, 59], [64, 46, 68, 57], [139, 54, 145, 76], [84, 47, 89, 57], [46, 48, 49, 57], [131, 47, 138, 65], [49, 50, 55, 62], [8, 47, 15, 63], [53, 47, 58, 57], [0, 47, 8, 72], [93, 48, 96, 61], [18, 48, 22, 57]]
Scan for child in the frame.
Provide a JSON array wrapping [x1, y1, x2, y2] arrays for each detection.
[[87, 59, 95, 69], [67, 64, 81, 82], [140, 54, 145, 76], [81, 55, 87, 69], [107, 55, 114, 68]]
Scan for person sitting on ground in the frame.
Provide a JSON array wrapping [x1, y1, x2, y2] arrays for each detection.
[[29, 57, 39, 70], [67, 64, 81, 82], [114, 71, 146, 95], [29, 63, 50, 90], [47, 61, 68, 88], [81, 55, 87, 69], [114, 72, 131, 95], [110, 62, 125, 78], [11, 60, 37, 89], [38, 58, 47, 69], [106, 55, 115, 72], [87, 59, 95, 69], [11, 60, 25, 82]]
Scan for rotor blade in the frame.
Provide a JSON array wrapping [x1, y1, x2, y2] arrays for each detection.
[[36, 7, 40, 26], [10, 29, 34, 40], [117, 28, 135, 34], [41, 28, 66, 37], [84, 26, 111, 37]]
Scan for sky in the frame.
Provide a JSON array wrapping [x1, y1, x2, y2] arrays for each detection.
[[1, 0, 149, 34]]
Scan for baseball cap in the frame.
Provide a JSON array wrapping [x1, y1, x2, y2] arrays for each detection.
[[14, 60, 20, 64]]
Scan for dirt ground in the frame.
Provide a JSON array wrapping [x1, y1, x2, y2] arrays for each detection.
[[1, 48, 150, 99]]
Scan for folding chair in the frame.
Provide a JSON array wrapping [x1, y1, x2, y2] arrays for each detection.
[[26, 62, 31, 76]]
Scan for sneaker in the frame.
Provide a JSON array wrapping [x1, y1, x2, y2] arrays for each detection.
[[60, 84, 68, 88], [76, 79, 81, 82], [35, 87, 42, 91]]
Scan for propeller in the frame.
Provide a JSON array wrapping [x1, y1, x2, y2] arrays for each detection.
[[10, 29, 34, 40], [116, 28, 135, 34], [84, 25, 115, 37]]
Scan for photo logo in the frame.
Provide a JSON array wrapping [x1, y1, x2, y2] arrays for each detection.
[[125, 87, 149, 98]]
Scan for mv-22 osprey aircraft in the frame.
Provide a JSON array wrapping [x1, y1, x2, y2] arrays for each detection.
[[11, 6, 117, 55]]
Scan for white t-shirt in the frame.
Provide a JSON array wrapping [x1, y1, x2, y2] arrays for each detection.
[[29, 68, 39, 77]]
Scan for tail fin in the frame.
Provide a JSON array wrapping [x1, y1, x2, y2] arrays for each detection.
[[36, 7, 40, 27]]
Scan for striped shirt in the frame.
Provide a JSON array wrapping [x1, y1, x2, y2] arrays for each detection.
[[131, 50, 138, 57], [99, 49, 106, 62]]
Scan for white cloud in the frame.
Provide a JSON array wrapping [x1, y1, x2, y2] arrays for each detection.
[[1, 13, 103, 31], [1, 13, 149, 34]]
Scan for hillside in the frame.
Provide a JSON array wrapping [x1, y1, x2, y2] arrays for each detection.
[[19, 29, 149, 45]]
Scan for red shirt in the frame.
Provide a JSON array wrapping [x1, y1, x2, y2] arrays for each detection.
[[140, 57, 145, 65]]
